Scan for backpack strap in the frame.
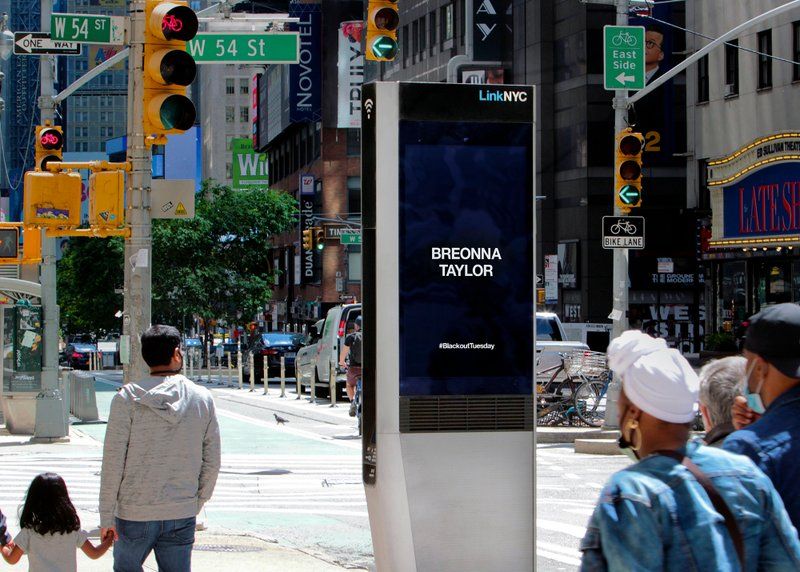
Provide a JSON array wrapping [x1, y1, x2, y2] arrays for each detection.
[[655, 450, 745, 567]]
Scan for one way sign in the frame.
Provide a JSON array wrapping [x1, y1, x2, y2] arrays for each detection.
[[14, 32, 81, 56]]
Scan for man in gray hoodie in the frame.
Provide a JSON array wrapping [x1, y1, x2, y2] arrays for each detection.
[[99, 325, 221, 572]]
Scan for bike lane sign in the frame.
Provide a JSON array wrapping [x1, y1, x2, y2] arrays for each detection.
[[602, 216, 645, 249], [603, 25, 645, 90]]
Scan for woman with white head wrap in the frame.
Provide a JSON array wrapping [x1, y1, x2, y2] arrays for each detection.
[[579, 330, 800, 571]]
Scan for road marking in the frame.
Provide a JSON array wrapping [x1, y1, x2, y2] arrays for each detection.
[[537, 519, 586, 539], [564, 472, 580, 480], [537, 540, 582, 567]]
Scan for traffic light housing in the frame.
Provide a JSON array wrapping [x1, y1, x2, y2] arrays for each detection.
[[314, 227, 325, 250], [35, 123, 64, 172], [89, 171, 125, 229], [302, 228, 313, 251], [23, 171, 82, 228], [143, 0, 198, 136], [614, 128, 644, 212], [366, 0, 399, 61]]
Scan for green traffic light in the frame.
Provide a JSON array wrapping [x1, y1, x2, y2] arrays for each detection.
[[371, 35, 398, 60], [618, 184, 641, 205]]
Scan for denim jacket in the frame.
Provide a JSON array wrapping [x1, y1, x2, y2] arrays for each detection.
[[724, 384, 800, 532], [580, 441, 800, 571]]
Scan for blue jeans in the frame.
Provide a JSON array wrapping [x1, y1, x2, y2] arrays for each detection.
[[113, 517, 195, 572]]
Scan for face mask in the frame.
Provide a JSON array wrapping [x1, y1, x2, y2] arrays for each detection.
[[742, 360, 766, 415]]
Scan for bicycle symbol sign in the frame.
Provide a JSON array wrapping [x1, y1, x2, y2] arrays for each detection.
[[603, 25, 645, 91], [602, 216, 645, 250]]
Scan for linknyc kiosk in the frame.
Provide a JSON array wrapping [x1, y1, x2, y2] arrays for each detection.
[[361, 82, 535, 571]]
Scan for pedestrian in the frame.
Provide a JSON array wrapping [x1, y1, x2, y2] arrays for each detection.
[[99, 325, 221, 572], [724, 303, 800, 530], [697, 356, 744, 447], [1, 472, 113, 570], [339, 315, 362, 417], [580, 330, 800, 571]]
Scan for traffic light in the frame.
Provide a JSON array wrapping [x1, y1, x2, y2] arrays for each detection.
[[614, 128, 644, 212], [366, 0, 399, 62], [143, 0, 198, 136], [314, 227, 325, 250], [0, 226, 18, 263], [35, 123, 64, 172], [302, 228, 313, 251], [89, 171, 125, 229], [23, 171, 82, 228]]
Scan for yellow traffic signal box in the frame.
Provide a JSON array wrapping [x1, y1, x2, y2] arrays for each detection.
[[35, 123, 64, 172], [143, 0, 198, 136], [366, 0, 399, 62], [314, 227, 325, 250], [24, 171, 82, 228], [22, 226, 41, 264], [302, 228, 313, 251], [614, 128, 644, 212], [90, 171, 125, 229]]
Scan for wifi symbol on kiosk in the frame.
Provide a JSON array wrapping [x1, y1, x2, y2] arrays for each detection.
[[364, 98, 374, 119]]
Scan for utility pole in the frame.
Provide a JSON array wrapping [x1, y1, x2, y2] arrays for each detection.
[[122, 0, 151, 383], [33, 0, 67, 440]]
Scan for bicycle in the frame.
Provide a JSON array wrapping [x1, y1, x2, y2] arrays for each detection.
[[612, 31, 638, 47], [610, 220, 637, 235], [535, 352, 587, 426]]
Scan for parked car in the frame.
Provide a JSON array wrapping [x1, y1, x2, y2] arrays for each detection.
[[295, 304, 361, 397], [242, 332, 307, 381], [536, 312, 590, 378], [61, 343, 100, 370]]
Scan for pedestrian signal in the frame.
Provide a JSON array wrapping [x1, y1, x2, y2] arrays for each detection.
[[0, 226, 18, 262], [366, 1, 399, 62], [89, 171, 125, 229], [143, 0, 198, 136], [35, 123, 64, 172], [23, 171, 82, 228], [614, 128, 644, 212]]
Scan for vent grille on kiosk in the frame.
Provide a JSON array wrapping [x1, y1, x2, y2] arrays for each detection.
[[399, 396, 533, 433]]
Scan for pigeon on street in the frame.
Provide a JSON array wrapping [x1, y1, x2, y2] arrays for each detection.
[[274, 413, 289, 425]]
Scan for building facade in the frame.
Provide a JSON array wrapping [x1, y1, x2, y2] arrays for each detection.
[[687, 0, 800, 344]]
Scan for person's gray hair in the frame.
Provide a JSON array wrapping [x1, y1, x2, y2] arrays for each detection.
[[698, 356, 746, 428]]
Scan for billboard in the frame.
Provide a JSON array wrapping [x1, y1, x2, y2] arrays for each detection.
[[337, 21, 365, 128], [231, 138, 268, 189], [288, 2, 322, 123]]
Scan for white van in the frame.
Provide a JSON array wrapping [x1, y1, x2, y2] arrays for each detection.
[[295, 303, 361, 396]]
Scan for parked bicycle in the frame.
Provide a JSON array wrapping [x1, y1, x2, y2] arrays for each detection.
[[536, 350, 610, 427]]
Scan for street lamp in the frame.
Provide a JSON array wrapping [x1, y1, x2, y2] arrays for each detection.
[[0, 14, 14, 61]]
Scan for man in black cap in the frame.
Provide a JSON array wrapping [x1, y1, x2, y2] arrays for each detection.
[[724, 302, 800, 529]]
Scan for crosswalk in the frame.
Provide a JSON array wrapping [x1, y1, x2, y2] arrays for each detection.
[[0, 453, 367, 528]]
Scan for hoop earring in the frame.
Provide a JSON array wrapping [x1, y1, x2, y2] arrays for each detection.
[[625, 418, 642, 452]]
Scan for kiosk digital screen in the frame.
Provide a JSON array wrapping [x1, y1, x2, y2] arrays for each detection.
[[399, 120, 533, 396]]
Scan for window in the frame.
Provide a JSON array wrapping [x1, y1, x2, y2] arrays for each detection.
[[225, 162, 232, 179], [429, 11, 436, 55], [793, 22, 800, 81], [225, 78, 235, 95], [441, 4, 454, 45], [403, 25, 409, 67], [757, 30, 772, 89], [239, 78, 249, 95], [226, 136, 234, 150], [412, 20, 419, 63], [100, 126, 113, 138], [347, 129, 361, 157], [724, 39, 739, 96], [240, 106, 248, 123], [225, 106, 235, 123], [347, 176, 361, 216], [697, 55, 709, 103], [458, 0, 465, 46], [419, 16, 426, 57], [348, 248, 362, 281]]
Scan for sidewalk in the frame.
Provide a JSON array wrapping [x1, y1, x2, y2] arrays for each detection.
[[0, 426, 359, 571]]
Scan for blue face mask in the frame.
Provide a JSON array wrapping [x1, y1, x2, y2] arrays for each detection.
[[743, 360, 766, 415]]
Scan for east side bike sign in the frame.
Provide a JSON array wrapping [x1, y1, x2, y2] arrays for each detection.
[[187, 33, 299, 64], [603, 25, 645, 90], [602, 216, 645, 250]]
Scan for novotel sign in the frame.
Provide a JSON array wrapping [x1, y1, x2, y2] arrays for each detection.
[[478, 89, 529, 102]]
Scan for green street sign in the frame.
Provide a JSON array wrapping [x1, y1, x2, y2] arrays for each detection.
[[187, 32, 299, 64], [618, 184, 641, 206], [340, 232, 361, 245], [603, 25, 645, 91], [51, 13, 124, 45]]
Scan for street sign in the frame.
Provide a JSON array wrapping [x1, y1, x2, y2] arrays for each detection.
[[340, 232, 361, 245], [603, 25, 645, 91], [14, 32, 80, 56], [187, 32, 300, 64], [51, 13, 124, 45], [602, 216, 645, 250], [617, 184, 641, 207], [151, 180, 195, 219]]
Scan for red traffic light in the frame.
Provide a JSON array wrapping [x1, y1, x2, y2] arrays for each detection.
[[619, 134, 642, 156], [150, 3, 198, 42], [374, 7, 399, 31], [39, 128, 63, 151]]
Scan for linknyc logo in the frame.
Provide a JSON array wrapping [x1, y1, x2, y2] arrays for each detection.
[[478, 89, 528, 103]]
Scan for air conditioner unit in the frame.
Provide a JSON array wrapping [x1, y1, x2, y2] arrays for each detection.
[[723, 83, 737, 98]]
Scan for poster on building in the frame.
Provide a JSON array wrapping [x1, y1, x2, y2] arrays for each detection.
[[544, 254, 558, 304], [289, 2, 322, 123], [337, 21, 364, 128], [557, 241, 578, 289], [3, 306, 43, 393], [250, 73, 259, 148], [90, 45, 125, 70], [472, 0, 512, 62], [231, 138, 268, 189]]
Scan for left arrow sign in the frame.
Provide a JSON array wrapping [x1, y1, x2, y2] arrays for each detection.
[[13, 31, 81, 56]]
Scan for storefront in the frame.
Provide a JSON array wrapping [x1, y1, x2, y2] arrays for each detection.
[[704, 132, 800, 342]]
